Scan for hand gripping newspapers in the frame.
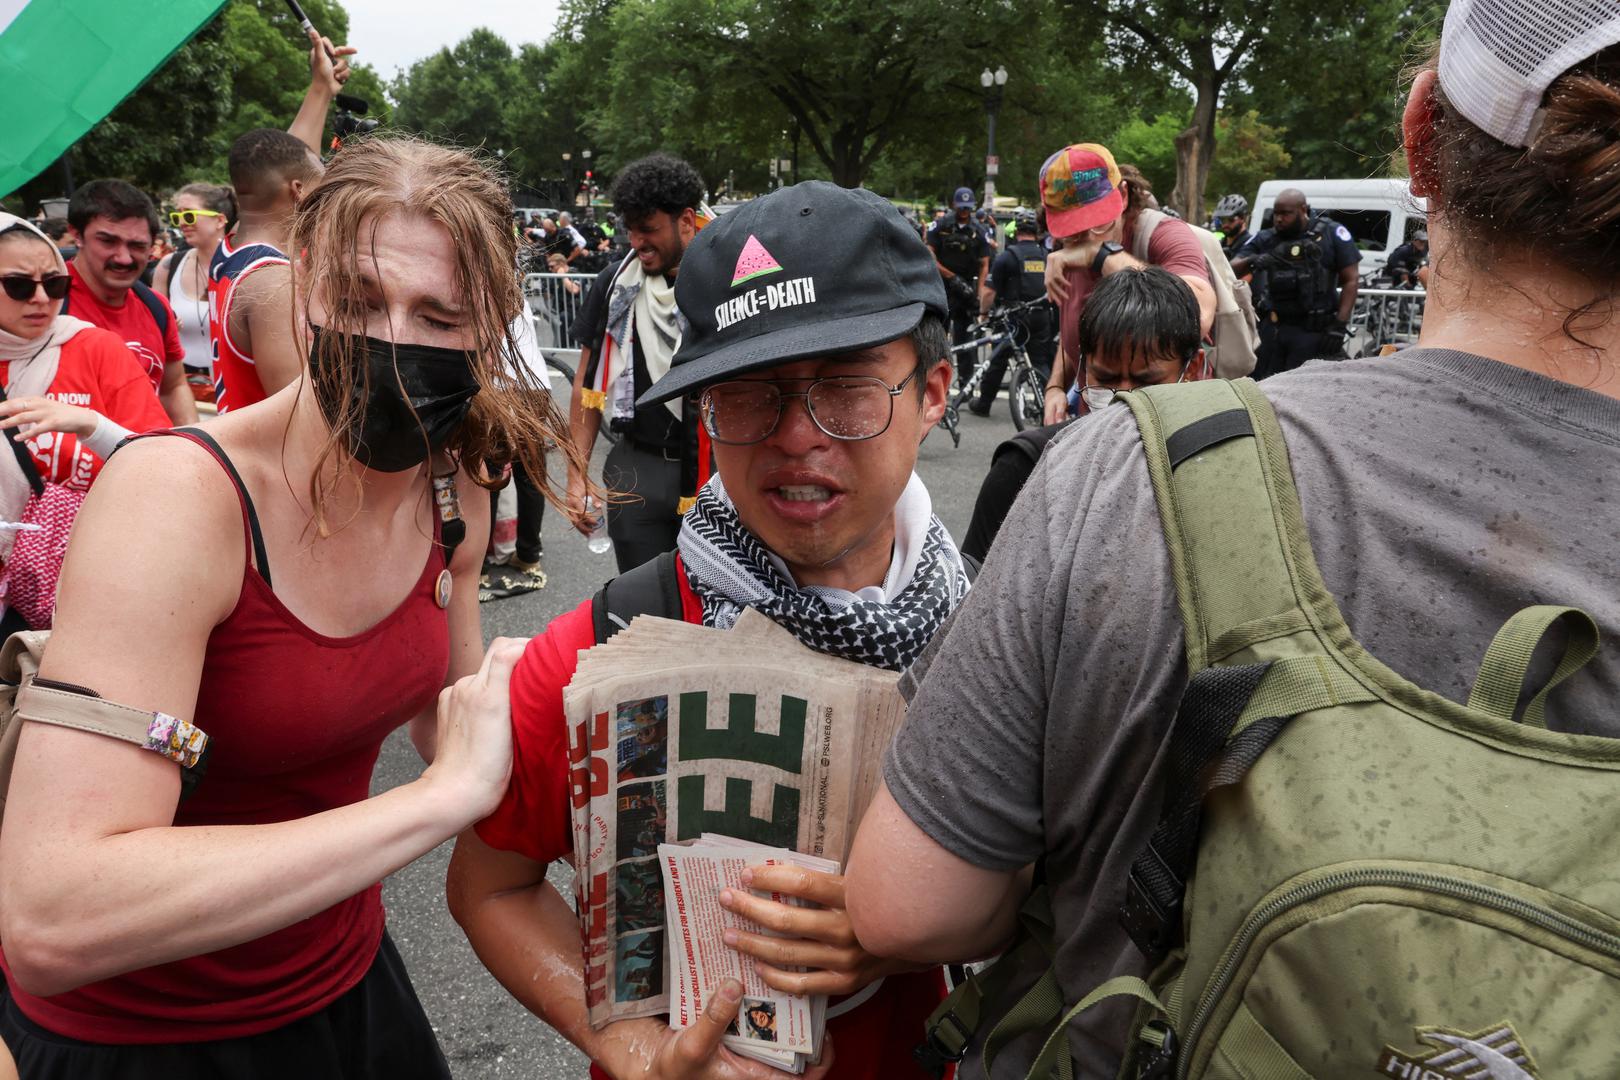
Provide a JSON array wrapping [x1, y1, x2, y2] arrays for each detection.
[[564, 610, 903, 1065], [660, 835, 837, 1071]]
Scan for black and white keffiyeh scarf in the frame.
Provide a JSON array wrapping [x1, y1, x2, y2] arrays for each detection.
[[676, 475, 971, 671]]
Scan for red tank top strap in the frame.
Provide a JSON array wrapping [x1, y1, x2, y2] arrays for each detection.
[[125, 428, 272, 586]]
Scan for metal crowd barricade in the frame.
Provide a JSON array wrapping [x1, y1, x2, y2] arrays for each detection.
[[1349, 287, 1426, 357], [523, 272, 599, 374]]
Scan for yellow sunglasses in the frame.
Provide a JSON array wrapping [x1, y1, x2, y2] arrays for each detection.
[[169, 209, 224, 226]]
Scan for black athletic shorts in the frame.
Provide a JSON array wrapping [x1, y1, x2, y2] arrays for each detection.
[[1, 933, 451, 1080]]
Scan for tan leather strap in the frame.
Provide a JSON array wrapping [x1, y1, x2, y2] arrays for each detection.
[[18, 682, 153, 745]]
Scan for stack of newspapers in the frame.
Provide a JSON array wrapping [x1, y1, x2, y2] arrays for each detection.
[[660, 835, 837, 1070], [564, 610, 902, 1070]]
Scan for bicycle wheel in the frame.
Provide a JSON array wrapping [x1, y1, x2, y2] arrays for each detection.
[[1009, 362, 1044, 432]]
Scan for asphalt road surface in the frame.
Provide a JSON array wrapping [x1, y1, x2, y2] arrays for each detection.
[[373, 372, 1023, 1078]]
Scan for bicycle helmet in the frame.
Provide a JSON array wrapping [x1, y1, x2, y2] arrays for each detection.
[[1212, 193, 1249, 220], [1014, 209, 1038, 233]]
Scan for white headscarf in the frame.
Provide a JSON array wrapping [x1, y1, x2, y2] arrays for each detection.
[[0, 214, 95, 552]]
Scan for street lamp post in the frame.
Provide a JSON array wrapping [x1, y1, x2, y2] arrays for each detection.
[[581, 148, 593, 206], [980, 66, 1008, 210], [561, 151, 572, 208]]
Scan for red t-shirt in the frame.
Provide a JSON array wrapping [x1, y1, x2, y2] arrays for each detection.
[[0, 327, 169, 489], [65, 261, 182, 395], [477, 562, 945, 1080], [1056, 215, 1211, 370]]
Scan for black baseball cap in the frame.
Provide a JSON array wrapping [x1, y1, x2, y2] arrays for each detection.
[[638, 182, 948, 406]]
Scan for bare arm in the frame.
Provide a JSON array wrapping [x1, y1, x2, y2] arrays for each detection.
[[448, 831, 820, 1079], [565, 348, 603, 535], [151, 253, 175, 296], [0, 440, 518, 995], [1336, 264, 1360, 324], [846, 782, 1028, 963], [288, 29, 354, 155], [236, 265, 304, 396]]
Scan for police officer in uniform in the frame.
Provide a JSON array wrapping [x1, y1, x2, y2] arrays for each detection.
[[1385, 229, 1429, 287], [927, 186, 990, 386], [974, 208, 1000, 251], [1232, 187, 1360, 377], [971, 210, 1056, 414]]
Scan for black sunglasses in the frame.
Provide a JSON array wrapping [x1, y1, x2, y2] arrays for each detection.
[[1, 274, 70, 303]]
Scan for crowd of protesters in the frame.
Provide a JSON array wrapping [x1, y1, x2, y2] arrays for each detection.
[[0, 2, 1616, 1079]]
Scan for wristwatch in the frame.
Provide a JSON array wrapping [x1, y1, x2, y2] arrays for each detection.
[[1091, 241, 1125, 275]]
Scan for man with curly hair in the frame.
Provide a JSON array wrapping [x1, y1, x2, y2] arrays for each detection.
[[568, 153, 707, 571]]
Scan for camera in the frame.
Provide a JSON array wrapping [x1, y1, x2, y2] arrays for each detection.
[[332, 93, 379, 142]]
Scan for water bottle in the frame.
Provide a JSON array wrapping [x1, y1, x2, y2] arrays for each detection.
[[585, 496, 612, 554]]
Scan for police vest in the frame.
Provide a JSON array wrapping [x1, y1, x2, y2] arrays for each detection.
[[1264, 219, 1338, 320], [1002, 239, 1048, 304], [933, 222, 983, 279]]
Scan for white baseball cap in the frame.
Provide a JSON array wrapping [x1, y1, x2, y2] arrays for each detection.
[[1440, 0, 1620, 147]]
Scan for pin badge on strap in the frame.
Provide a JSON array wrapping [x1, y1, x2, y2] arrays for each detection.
[[145, 712, 208, 768]]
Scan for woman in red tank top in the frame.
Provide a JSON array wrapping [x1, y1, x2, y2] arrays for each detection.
[[0, 138, 587, 1078]]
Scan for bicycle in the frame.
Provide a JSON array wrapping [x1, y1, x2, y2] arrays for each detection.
[[935, 299, 1051, 447]]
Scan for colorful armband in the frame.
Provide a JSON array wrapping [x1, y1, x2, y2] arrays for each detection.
[[143, 711, 208, 769]]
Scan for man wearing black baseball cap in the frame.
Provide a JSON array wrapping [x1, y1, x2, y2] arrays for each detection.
[[450, 181, 970, 1080]]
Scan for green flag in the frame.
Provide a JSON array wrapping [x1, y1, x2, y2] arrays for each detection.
[[0, 0, 226, 197]]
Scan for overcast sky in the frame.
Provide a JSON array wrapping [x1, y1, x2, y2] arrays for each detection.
[[342, 0, 565, 81]]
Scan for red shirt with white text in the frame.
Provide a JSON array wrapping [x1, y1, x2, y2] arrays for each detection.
[[0, 328, 169, 488]]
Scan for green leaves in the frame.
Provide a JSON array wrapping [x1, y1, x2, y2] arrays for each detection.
[[7, 0, 1440, 222]]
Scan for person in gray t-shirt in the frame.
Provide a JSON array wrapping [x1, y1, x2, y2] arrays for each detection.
[[844, 12, 1620, 1076]]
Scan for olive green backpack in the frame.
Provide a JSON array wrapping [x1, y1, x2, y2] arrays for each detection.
[[920, 378, 1620, 1080]]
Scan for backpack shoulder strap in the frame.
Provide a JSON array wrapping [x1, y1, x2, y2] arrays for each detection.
[[1129, 208, 1166, 263], [993, 424, 1057, 468], [592, 550, 685, 644], [1122, 378, 1351, 674], [131, 279, 170, 339]]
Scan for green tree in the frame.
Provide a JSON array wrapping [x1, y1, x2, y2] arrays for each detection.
[[1235, 1, 1443, 180], [583, 0, 781, 198], [391, 28, 522, 153], [1057, 0, 1366, 221], [595, 0, 1026, 189], [1204, 111, 1292, 209], [211, 0, 387, 166], [389, 27, 591, 203], [1109, 113, 1184, 197], [868, 9, 1178, 210]]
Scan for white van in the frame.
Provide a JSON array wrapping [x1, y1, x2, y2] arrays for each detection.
[[1250, 179, 1428, 278]]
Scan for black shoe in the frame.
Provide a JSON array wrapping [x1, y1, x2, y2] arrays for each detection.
[[967, 401, 993, 417]]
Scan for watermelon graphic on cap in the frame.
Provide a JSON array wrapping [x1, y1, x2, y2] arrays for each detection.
[[730, 234, 783, 287]]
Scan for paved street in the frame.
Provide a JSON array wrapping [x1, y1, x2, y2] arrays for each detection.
[[370, 371, 1021, 1077]]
